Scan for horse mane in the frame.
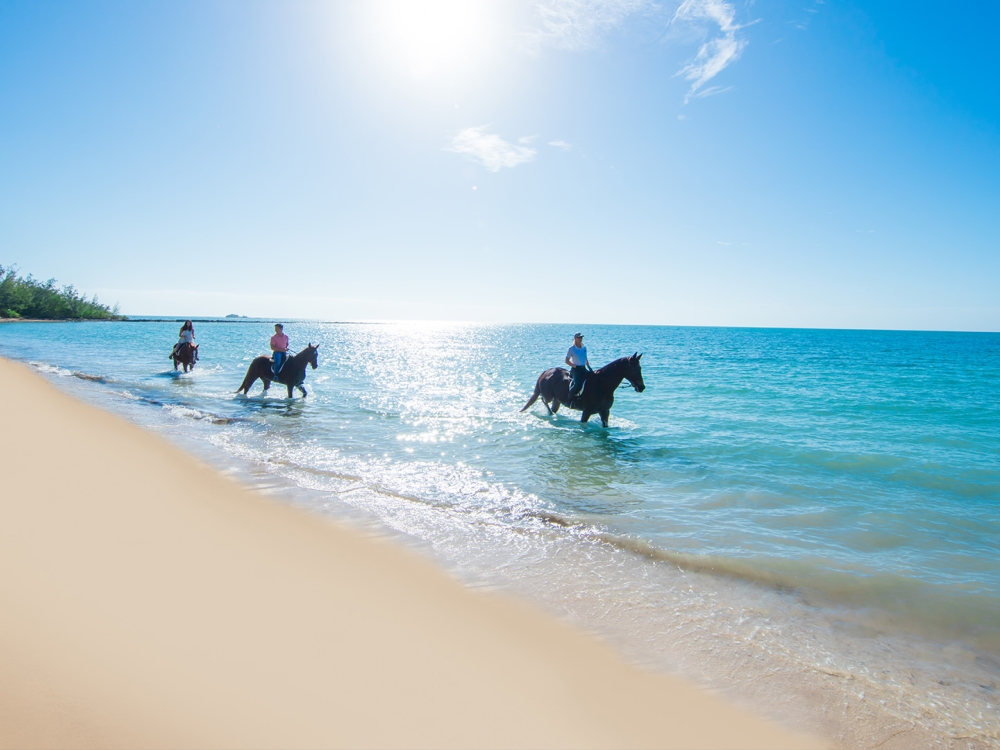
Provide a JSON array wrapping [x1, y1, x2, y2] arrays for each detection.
[[291, 344, 317, 361], [595, 355, 633, 376]]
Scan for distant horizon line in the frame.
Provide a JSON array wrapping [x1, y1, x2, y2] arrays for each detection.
[[13, 316, 997, 335]]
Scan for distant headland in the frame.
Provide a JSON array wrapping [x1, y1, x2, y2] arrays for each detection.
[[0, 265, 124, 321]]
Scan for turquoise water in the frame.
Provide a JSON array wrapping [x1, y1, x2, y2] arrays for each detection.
[[3, 320, 999, 742]]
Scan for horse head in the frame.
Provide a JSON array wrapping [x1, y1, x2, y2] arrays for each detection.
[[625, 352, 645, 392], [307, 343, 319, 369]]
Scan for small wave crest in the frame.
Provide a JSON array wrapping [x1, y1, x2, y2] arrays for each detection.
[[30, 361, 114, 384]]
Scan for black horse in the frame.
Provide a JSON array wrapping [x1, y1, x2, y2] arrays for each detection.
[[170, 343, 199, 373], [521, 353, 645, 427], [236, 344, 320, 398]]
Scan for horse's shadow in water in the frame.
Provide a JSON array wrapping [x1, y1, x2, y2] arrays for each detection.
[[534, 423, 642, 483], [160, 371, 198, 390], [236, 396, 306, 419]]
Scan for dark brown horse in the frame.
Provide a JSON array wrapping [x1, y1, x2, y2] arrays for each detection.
[[236, 344, 319, 398], [170, 343, 199, 373], [521, 353, 645, 427]]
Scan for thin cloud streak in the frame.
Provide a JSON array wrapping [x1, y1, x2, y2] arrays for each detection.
[[444, 127, 537, 172], [672, 0, 748, 102], [528, 0, 653, 51], [694, 84, 733, 98], [549, 139, 573, 150]]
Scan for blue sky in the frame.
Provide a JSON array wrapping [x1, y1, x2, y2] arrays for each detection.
[[1, 0, 998, 329]]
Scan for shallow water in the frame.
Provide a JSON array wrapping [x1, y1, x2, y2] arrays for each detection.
[[3, 320, 999, 747]]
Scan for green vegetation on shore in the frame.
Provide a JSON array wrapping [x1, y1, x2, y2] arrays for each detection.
[[0, 265, 124, 320]]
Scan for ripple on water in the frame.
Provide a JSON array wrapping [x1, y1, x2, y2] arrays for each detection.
[[4, 322, 1000, 746]]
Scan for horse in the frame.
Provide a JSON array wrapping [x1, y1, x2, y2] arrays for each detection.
[[170, 343, 199, 373], [520, 353, 645, 427], [236, 344, 320, 398]]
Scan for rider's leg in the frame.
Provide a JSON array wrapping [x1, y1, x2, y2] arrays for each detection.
[[271, 352, 284, 377], [569, 366, 586, 398]]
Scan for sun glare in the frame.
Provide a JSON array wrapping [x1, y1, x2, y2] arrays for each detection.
[[372, 1, 498, 82]]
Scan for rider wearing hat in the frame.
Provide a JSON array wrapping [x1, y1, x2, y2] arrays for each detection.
[[565, 332, 590, 400]]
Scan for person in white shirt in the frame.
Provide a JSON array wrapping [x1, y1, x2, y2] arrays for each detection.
[[565, 332, 590, 399], [170, 320, 195, 359]]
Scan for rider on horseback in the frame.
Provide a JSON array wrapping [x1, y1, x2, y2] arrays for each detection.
[[170, 320, 195, 360], [270, 323, 289, 376], [565, 332, 591, 401]]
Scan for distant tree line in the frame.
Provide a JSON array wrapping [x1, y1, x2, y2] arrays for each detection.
[[0, 265, 123, 320]]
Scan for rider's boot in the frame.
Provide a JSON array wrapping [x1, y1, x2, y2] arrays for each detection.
[[568, 385, 582, 408]]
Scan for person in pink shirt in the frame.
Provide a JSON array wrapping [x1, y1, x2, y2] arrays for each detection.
[[270, 323, 290, 376]]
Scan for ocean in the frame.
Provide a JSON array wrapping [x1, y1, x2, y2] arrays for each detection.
[[3, 320, 998, 747]]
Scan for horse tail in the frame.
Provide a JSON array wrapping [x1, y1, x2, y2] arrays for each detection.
[[520, 381, 542, 412], [236, 367, 257, 394]]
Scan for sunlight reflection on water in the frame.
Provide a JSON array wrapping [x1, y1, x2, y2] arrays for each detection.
[[3, 321, 1000, 745]]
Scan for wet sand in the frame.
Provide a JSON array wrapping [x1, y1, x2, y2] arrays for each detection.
[[0, 356, 821, 749]]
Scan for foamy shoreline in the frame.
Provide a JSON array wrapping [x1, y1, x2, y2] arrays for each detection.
[[0, 356, 819, 749]]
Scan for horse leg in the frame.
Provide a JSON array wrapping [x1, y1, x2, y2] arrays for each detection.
[[580, 410, 592, 423], [551, 400, 560, 414], [297, 385, 308, 397], [599, 409, 610, 427], [542, 397, 554, 415], [286, 382, 294, 398]]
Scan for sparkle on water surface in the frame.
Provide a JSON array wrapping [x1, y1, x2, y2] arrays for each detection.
[[3, 319, 999, 745]]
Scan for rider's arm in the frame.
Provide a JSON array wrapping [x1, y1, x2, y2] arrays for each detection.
[[565, 357, 573, 367]]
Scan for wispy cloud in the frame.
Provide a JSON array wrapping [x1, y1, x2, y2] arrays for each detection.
[[549, 139, 573, 150], [524, 0, 752, 105], [528, 0, 654, 51], [791, 0, 825, 32], [672, 0, 748, 102], [693, 84, 733, 98], [444, 127, 537, 172]]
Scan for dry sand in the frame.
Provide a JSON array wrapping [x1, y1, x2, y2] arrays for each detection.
[[0, 357, 823, 749]]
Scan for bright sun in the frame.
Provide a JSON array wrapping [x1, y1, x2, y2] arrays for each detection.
[[371, 0, 498, 82]]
